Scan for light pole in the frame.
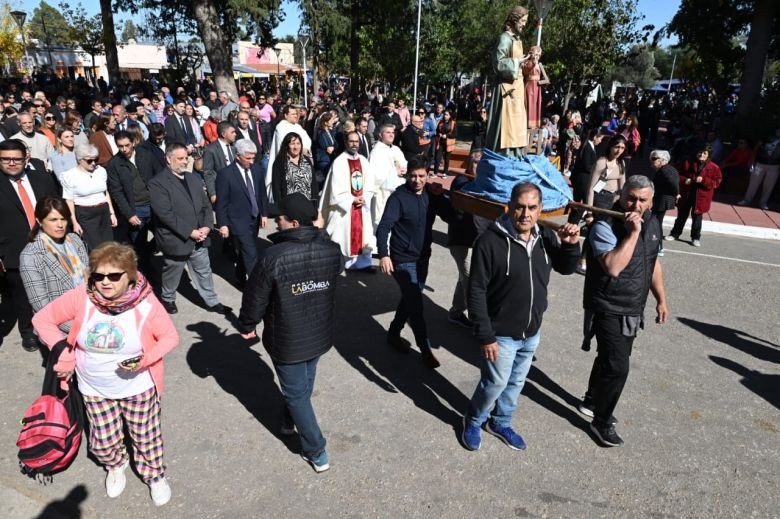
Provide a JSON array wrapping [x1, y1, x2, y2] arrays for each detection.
[[298, 30, 309, 107], [532, 0, 554, 47], [273, 47, 282, 92], [412, 0, 421, 111], [10, 10, 32, 75]]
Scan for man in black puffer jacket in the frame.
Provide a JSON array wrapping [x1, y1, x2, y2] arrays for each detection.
[[238, 193, 343, 473], [461, 182, 581, 452]]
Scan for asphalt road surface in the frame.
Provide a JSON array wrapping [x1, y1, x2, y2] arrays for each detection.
[[1, 220, 778, 518]]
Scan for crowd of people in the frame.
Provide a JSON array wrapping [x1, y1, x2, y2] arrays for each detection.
[[0, 67, 773, 506]]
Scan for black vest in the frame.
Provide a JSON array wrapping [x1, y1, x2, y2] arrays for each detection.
[[583, 207, 660, 315]]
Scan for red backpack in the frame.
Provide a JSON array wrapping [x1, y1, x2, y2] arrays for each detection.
[[17, 341, 84, 482]]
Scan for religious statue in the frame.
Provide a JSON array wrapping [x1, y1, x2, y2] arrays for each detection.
[[522, 45, 550, 129], [484, 6, 531, 157]]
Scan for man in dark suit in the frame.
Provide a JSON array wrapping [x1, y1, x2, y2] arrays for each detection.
[[215, 139, 269, 285], [356, 118, 374, 159], [568, 129, 604, 224], [233, 110, 261, 151], [0, 139, 59, 351], [148, 144, 226, 315], [164, 99, 197, 150], [201, 121, 237, 204], [140, 123, 167, 170], [106, 130, 163, 275]]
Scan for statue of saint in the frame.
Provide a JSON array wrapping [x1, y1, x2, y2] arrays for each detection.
[[522, 45, 550, 129], [484, 6, 531, 158]]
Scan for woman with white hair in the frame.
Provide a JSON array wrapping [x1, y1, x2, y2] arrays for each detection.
[[61, 143, 118, 250], [648, 149, 679, 255]]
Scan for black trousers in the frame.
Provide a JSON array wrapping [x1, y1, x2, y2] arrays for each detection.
[[652, 210, 667, 244], [75, 203, 113, 250], [1, 269, 35, 341], [670, 192, 703, 240], [585, 313, 635, 426], [388, 259, 430, 349]]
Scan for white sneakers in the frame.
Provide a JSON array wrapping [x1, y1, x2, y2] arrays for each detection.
[[150, 477, 172, 507], [105, 460, 129, 498], [105, 460, 171, 506]]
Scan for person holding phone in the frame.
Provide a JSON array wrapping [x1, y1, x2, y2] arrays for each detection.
[[32, 241, 179, 506]]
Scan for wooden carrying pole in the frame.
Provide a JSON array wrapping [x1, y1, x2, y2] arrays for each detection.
[[566, 201, 626, 220]]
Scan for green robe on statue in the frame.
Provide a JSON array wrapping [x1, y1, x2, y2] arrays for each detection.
[[485, 31, 528, 157]]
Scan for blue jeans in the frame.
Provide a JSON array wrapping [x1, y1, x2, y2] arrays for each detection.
[[273, 356, 326, 458], [466, 332, 541, 428], [389, 261, 429, 349]]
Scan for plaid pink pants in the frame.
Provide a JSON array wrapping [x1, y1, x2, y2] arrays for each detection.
[[82, 386, 165, 483]]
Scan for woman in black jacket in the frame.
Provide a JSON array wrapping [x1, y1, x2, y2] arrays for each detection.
[[648, 149, 679, 255]]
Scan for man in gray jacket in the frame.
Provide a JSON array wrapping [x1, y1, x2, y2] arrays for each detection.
[[149, 143, 226, 315]]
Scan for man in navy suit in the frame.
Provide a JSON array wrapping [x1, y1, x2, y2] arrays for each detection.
[[215, 138, 269, 284], [0, 139, 58, 351]]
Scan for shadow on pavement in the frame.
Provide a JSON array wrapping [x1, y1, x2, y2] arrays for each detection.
[[710, 355, 779, 410], [526, 365, 590, 430], [332, 272, 469, 430], [33, 484, 87, 519], [678, 317, 779, 364], [185, 321, 300, 454]]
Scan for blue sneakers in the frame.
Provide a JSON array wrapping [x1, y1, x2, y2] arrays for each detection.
[[461, 417, 482, 451], [302, 451, 330, 473], [486, 422, 527, 450]]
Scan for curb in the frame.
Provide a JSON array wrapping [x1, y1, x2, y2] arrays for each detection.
[[662, 216, 780, 241]]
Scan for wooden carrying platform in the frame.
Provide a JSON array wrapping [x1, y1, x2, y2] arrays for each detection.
[[451, 190, 566, 220]]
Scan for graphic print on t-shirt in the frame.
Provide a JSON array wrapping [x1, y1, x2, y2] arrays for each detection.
[[85, 320, 125, 352]]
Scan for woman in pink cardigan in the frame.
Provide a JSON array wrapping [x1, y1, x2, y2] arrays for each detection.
[[33, 241, 179, 507]]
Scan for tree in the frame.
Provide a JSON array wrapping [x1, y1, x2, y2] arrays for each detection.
[[120, 19, 138, 42], [59, 2, 105, 86], [611, 45, 659, 88], [0, 3, 25, 74], [28, 1, 72, 45], [117, 0, 283, 101], [668, 0, 779, 129]]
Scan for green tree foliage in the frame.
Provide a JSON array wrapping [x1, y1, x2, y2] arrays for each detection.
[[120, 19, 138, 42], [296, 0, 646, 103], [611, 44, 659, 88], [59, 2, 105, 84], [0, 2, 25, 72], [668, 0, 779, 128], [29, 1, 73, 46]]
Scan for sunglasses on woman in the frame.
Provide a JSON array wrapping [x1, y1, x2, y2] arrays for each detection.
[[91, 271, 126, 282]]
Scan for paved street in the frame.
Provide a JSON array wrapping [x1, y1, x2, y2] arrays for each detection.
[[1, 220, 778, 518]]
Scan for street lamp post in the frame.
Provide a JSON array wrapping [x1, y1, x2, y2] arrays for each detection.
[[298, 30, 309, 107], [532, 0, 554, 47], [10, 10, 32, 75], [413, 0, 422, 111], [273, 47, 282, 92]]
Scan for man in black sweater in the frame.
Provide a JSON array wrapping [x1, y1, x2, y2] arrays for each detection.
[[461, 182, 580, 451], [376, 155, 451, 369], [237, 193, 342, 473]]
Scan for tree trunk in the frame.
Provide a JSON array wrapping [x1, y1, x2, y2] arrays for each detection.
[[192, 0, 238, 100], [736, 0, 775, 125], [99, 0, 120, 86], [563, 79, 573, 113]]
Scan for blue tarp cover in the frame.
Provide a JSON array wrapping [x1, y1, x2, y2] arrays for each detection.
[[462, 149, 572, 210]]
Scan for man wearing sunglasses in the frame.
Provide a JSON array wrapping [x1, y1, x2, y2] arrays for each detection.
[[0, 139, 59, 351]]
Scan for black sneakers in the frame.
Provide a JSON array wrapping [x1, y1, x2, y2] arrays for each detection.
[[578, 396, 618, 425], [590, 421, 624, 447]]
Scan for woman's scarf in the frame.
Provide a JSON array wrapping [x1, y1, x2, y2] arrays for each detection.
[[87, 271, 152, 315], [40, 233, 88, 287]]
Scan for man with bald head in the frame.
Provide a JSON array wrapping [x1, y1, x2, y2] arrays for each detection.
[[401, 114, 431, 161]]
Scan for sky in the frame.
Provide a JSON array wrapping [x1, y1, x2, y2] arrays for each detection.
[[14, 0, 678, 44]]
